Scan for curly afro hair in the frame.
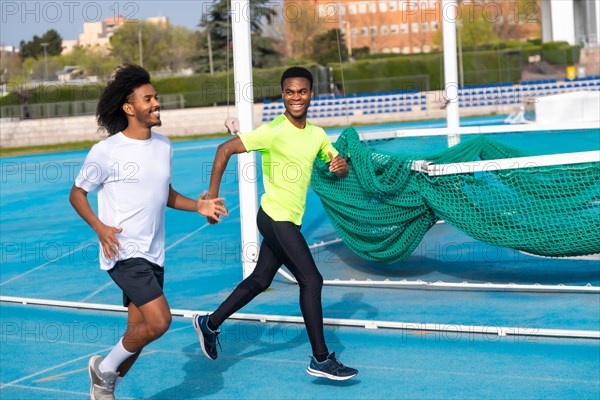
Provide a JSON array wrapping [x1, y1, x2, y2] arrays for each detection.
[[96, 64, 151, 136]]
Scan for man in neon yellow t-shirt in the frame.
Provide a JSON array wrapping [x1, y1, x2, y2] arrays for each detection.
[[193, 67, 358, 380]]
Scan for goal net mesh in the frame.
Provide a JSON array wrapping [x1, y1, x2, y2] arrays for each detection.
[[311, 127, 600, 263]]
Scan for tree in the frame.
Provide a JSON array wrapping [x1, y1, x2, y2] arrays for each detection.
[[311, 29, 348, 65], [460, 18, 500, 48], [63, 46, 120, 78], [432, 3, 500, 49], [0, 49, 24, 83], [19, 29, 63, 60], [110, 21, 195, 72], [194, 0, 280, 73], [493, 0, 541, 40], [251, 35, 282, 69], [284, 1, 324, 59]]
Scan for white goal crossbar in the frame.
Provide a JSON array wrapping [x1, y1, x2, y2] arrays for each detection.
[[2, 295, 597, 340], [273, 240, 599, 294], [328, 121, 599, 142], [411, 150, 599, 176]]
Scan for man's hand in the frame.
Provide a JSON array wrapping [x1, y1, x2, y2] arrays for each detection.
[[95, 224, 122, 260], [197, 191, 228, 224], [328, 152, 349, 178]]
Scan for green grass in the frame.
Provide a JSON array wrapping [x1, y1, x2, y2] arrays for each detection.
[[0, 132, 230, 157]]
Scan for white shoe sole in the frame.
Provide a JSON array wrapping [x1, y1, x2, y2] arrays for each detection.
[[306, 367, 357, 381], [88, 355, 100, 400]]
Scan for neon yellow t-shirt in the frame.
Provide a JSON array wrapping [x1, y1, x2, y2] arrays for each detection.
[[239, 114, 338, 225]]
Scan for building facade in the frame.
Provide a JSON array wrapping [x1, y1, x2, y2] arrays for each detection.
[[541, 0, 599, 47], [62, 16, 127, 55], [283, 0, 541, 57]]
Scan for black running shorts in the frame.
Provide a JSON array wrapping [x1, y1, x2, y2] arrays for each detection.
[[108, 257, 165, 307]]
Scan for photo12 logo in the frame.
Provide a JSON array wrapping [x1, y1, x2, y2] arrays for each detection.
[[1, 1, 140, 24]]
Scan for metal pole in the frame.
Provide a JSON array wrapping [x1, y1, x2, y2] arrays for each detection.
[[346, 21, 352, 58], [442, 0, 460, 146], [231, 0, 259, 278], [457, 21, 464, 88], [207, 29, 214, 75], [40, 42, 49, 81], [138, 23, 143, 67]]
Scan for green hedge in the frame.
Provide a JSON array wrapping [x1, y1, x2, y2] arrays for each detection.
[[541, 42, 581, 65], [0, 82, 106, 106], [1, 43, 582, 108]]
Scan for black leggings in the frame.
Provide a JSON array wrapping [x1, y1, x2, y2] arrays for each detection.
[[210, 207, 328, 358]]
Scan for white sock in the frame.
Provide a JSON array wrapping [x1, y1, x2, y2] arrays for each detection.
[[99, 338, 135, 374]]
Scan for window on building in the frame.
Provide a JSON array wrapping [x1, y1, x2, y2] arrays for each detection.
[[405, 1, 418, 12], [422, 22, 429, 32], [369, 2, 377, 13], [391, 24, 400, 34], [358, 3, 367, 14], [381, 25, 389, 35], [389, 1, 398, 12], [423, 45, 431, 53], [383, 48, 391, 54], [402, 46, 410, 54], [392, 47, 401, 54], [379, 1, 388, 12], [400, 23, 409, 34], [349, 4, 357, 14], [411, 22, 419, 33], [351, 27, 358, 38], [318, 5, 327, 17], [431, 21, 439, 31], [428, 0, 436, 8], [413, 46, 422, 53], [361, 27, 368, 37], [339, 5, 346, 15], [420, 0, 428, 9], [370, 26, 378, 36]]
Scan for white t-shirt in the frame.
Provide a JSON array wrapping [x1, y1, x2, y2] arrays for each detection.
[[75, 132, 172, 270]]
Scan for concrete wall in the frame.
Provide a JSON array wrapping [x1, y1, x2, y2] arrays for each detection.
[[0, 96, 506, 148], [0, 104, 264, 148]]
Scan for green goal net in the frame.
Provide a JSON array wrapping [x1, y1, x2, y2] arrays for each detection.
[[311, 127, 600, 263]]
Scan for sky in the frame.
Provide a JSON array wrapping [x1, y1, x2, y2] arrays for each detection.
[[0, 0, 217, 48]]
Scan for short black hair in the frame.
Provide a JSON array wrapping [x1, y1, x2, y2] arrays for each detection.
[[280, 67, 313, 90], [96, 64, 151, 136]]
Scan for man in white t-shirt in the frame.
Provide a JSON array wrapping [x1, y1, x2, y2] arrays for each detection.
[[69, 64, 227, 400]]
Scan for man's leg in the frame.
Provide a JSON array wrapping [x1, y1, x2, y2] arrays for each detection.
[[98, 295, 170, 372], [89, 296, 171, 399], [193, 241, 282, 360], [115, 303, 142, 377], [255, 211, 358, 380], [254, 210, 328, 360], [89, 259, 169, 399], [210, 242, 282, 327]]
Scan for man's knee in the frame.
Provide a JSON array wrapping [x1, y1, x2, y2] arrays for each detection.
[[299, 272, 323, 291], [147, 314, 171, 340], [243, 274, 272, 293]]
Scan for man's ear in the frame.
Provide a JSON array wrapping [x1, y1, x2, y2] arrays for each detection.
[[122, 102, 134, 116]]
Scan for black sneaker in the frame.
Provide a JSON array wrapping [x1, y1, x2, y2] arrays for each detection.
[[306, 352, 358, 381], [193, 314, 221, 360]]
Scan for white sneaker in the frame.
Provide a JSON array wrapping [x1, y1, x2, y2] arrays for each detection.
[[88, 355, 118, 400]]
